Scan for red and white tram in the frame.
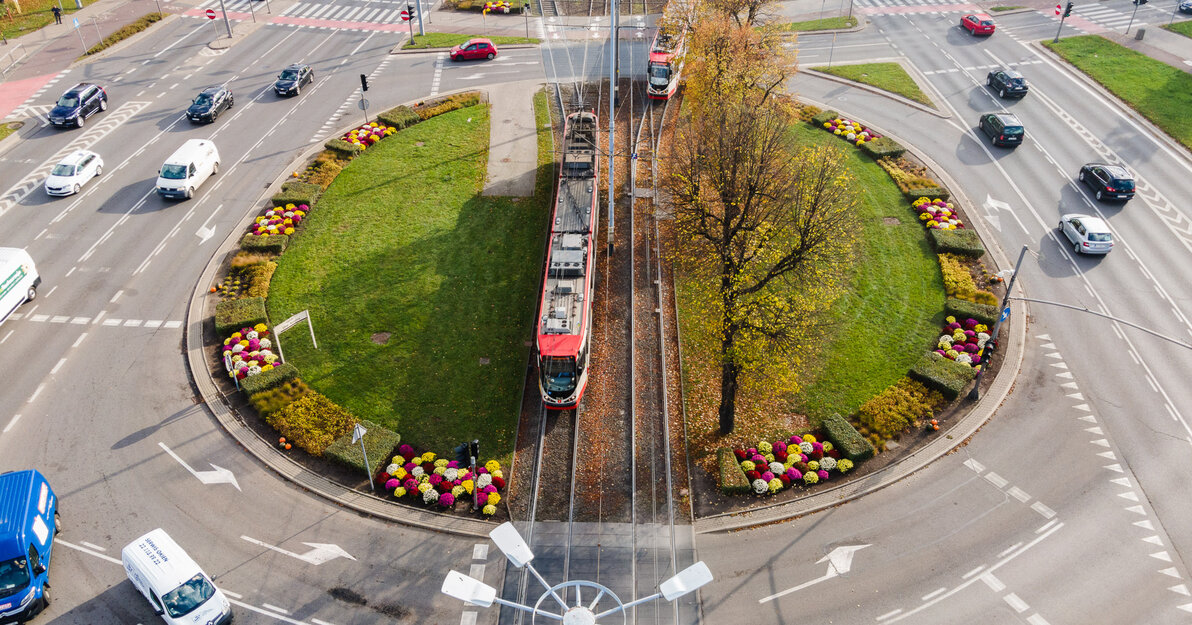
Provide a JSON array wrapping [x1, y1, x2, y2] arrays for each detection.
[[646, 22, 686, 100], [536, 112, 600, 410]]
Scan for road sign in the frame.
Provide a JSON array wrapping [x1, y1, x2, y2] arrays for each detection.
[[72, 17, 79, 27], [400, 9, 410, 20], [205, 8, 217, 18], [358, 98, 369, 110], [1055, 3, 1061, 14], [1001, 306, 1011, 322]]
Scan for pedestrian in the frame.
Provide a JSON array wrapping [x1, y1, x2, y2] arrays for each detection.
[[52, 5, 62, 24]]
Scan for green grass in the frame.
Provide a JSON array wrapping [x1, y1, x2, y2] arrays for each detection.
[[0, 121, 22, 142], [1045, 35, 1192, 151], [1162, 19, 1192, 38], [988, 5, 1026, 11], [1, 0, 102, 40], [267, 103, 553, 464], [810, 62, 933, 107], [80, 12, 161, 58], [675, 122, 945, 433], [402, 32, 539, 49], [773, 16, 857, 31]]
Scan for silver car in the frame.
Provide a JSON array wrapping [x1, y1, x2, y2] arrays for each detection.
[[1059, 214, 1113, 255], [45, 149, 103, 196]]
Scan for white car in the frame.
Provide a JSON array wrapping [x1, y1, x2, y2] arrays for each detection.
[[1059, 213, 1113, 255], [45, 149, 103, 196]]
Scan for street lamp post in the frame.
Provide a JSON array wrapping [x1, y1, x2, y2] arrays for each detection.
[[442, 522, 714, 623], [969, 244, 1028, 401]]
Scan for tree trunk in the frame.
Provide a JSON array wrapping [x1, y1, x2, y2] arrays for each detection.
[[718, 359, 739, 434]]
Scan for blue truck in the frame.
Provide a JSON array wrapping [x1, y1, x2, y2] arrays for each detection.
[[0, 471, 58, 625]]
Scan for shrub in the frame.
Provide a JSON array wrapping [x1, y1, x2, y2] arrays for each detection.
[[928, 228, 984, 258], [305, 159, 343, 190], [266, 392, 358, 456], [231, 251, 274, 268], [821, 413, 874, 462], [239, 362, 300, 396], [82, 13, 163, 57], [856, 378, 945, 439], [249, 378, 311, 418], [909, 351, 977, 399], [323, 138, 363, 160], [904, 186, 950, 202], [239, 233, 289, 255], [946, 297, 999, 326], [877, 157, 936, 192], [416, 92, 483, 120], [859, 136, 906, 158], [938, 254, 998, 307], [796, 104, 823, 123], [324, 419, 403, 474], [378, 105, 422, 130], [271, 181, 322, 208], [237, 261, 276, 299], [811, 109, 839, 126], [215, 297, 267, 336], [718, 448, 752, 494]]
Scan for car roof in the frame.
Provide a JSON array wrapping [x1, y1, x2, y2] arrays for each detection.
[[971, 12, 993, 18], [285, 63, 309, 70], [199, 86, 225, 95], [992, 113, 1022, 124], [1064, 214, 1110, 231], [59, 150, 95, 165], [1103, 165, 1131, 177], [1000, 69, 1024, 78], [64, 82, 99, 94]]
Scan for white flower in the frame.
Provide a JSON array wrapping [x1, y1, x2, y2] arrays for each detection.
[[386, 463, 399, 475], [820, 457, 837, 470], [246, 365, 262, 376], [477, 474, 493, 489], [444, 468, 459, 482], [800, 442, 814, 454], [769, 462, 784, 474], [231, 344, 245, 353], [259, 338, 272, 349], [423, 489, 439, 504], [412, 466, 425, 478], [259, 349, 274, 358], [955, 353, 973, 364], [246, 330, 259, 340], [752, 479, 768, 494]]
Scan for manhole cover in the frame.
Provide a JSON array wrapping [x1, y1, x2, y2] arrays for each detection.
[[371, 332, 391, 345], [479, 357, 491, 365], [883, 217, 900, 225], [415, 141, 425, 147]]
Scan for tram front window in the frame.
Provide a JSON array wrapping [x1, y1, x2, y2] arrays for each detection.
[[648, 64, 671, 87], [542, 356, 578, 395]]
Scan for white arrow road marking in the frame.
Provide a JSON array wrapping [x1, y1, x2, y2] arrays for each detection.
[[158, 442, 242, 490], [241, 536, 356, 565], [758, 544, 870, 603], [196, 202, 223, 244], [982, 194, 1027, 234]]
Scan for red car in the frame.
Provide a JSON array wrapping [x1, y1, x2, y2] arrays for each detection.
[[449, 38, 499, 61], [961, 13, 995, 35]]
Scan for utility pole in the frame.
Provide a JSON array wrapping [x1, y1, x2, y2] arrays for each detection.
[[607, 0, 617, 254], [1053, 1, 1073, 42], [216, 0, 232, 37], [969, 245, 1028, 401]]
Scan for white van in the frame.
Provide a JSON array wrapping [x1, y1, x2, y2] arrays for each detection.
[[155, 139, 220, 200], [0, 247, 40, 326], [121, 529, 233, 625]]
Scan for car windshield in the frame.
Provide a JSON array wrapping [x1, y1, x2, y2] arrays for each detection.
[[51, 163, 77, 176], [1113, 179, 1135, 190], [648, 63, 671, 85], [56, 94, 80, 108], [161, 573, 216, 618], [194, 93, 213, 105], [1009, 78, 1025, 86], [160, 164, 188, 180], [981, 19, 994, 25], [1088, 233, 1112, 242], [0, 557, 30, 599], [280, 69, 300, 80], [1002, 126, 1024, 136], [541, 356, 577, 393]]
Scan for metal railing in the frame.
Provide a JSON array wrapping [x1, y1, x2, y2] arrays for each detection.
[[0, 43, 27, 76]]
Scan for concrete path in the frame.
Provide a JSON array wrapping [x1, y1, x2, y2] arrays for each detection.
[[483, 78, 541, 197]]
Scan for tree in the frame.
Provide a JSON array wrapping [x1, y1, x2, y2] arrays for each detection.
[[682, 16, 796, 118], [704, 0, 780, 28], [668, 100, 859, 434]]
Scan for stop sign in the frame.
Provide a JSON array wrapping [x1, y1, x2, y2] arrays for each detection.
[[1054, 3, 1061, 14], [400, 9, 410, 20], [205, 8, 216, 18]]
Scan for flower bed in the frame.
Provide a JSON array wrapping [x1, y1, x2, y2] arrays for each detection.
[[821, 116, 881, 147], [247, 203, 309, 238], [911, 197, 964, 230], [934, 316, 989, 369], [732, 435, 855, 495], [375, 444, 506, 516], [342, 122, 395, 149], [221, 324, 283, 380]]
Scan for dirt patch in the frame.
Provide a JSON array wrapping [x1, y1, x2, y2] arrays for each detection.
[[370, 332, 391, 345]]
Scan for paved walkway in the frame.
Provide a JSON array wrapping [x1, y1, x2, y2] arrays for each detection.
[[483, 78, 540, 196]]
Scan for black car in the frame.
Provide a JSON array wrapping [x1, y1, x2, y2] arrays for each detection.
[[987, 68, 1028, 98], [274, 64, 314, 96], [1180, 0, 1192, 14], [978, 113, 1024, 147], [1079, 163, 1135, 202], [48, 82, 107, 128], [187, 86, 234, 123]]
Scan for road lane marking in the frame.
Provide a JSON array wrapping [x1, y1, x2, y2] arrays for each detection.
[[28, 383, 44, 403], [3, 414, 20, 433], [50, 358, 66, 374]]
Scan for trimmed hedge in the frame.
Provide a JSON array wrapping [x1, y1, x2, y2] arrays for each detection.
[[905, 186, 949, 201], [240, 362, 300, 396], [811, 109, 839, 126], [821, 413, 874, 462], [215, 297, 267, 336], [239, 233, 289, 255], [325, 419, 403, 475], [928, 228, 984, 258], [859, 136, 906, 158], [908, 351, 977, 399], [378, 105, 422, 131], [946, 297, 999, 326], [416, 92, 483, 120], [323, 138, 363, 160], [249, 378, 311, 418], [718, 448, 752, 494], [265, 391, 357, 456], [271, 181, 322, 208], [856, 378, 944, 440], [82, 12, 163, 57]]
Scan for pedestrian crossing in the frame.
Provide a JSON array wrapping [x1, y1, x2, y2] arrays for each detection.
[[195, 0, 416, 25], [1067, 2, 1153, 30]]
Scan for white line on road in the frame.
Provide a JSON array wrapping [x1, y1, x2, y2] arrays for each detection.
[[875, 608, 902, 622], [50, 358, 67, 375], [80, 541, 106, 551], [57, 539, 123, 564], [920, 587, 947, 601], [262, 604, 290, 614], [3, 414, 20, 433], [0, 330, 12, 344], [996, 542, 1022, 558], [28, 383, 44, 403], [961, 565, 986, 579], [980, 573, 1004, 592], [110, 290, 123, 302], [1004, 593, 1029, 612]]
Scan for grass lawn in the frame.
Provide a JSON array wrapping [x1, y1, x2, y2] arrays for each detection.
[[1045, 35, 1192, 151], [676, 121, 944, 461], [1, 0, 102, 40], [0, 121, 22, 142], [402, 32, 539, 49], [810, 62, 934, 107], [988, 5, 1026, 11], [1162, 19, 1192, 38], [773, 16, 857, 31], [267, 101, 553, 464]]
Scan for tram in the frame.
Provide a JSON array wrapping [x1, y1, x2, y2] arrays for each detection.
[[646, 19, 686, 100], [536, 112, 600, 410]]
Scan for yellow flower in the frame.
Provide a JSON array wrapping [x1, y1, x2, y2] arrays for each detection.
[[488, 493, 501, 506], [485, 460, 500, 473], [254, 323, 268, 333], [462, 479, 475, 494], [802, 434, 817, 443], [284, 227, 295, 235], [422, 452, 436, 463]]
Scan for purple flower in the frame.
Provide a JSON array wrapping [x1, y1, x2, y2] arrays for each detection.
[[429, 474, 443, 486], [761, 471, 774, 482], [403, 478, 417, 490], [773, 441, 787, 453], [399, 443, 414, 457], [404, 462, 416, 472], [447, 461, 459, 469], [385, 478, 399, 490], [800, 454, 809, 463], [483, 485, 497, 493], [812, 442, 823, 453], [789, 435, 801, 444], [817, 469, 830, 480], [440, 493, 455, 507], [476, 492, 489, 506], [786, 468, 803, 480]]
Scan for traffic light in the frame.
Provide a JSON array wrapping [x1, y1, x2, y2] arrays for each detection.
[[407, 3, 415, 14], [469, 440, 480, 466], [1132, 0, 1146, 5], [454, 442, 469, 466], [1063, 1, 1073, 16], [359, 74, 369, 92]]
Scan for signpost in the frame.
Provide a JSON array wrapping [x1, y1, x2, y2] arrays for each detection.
[[72, 16, 86, 52], [401, 5, 415, 44], [272, 309, 318, 363], [352, 424, 375, 492], [1054, 3, 1061, 14]]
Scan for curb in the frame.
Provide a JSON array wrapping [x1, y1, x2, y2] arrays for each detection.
[[184, 88, 497, 538], [71, 12, 180, 66], [390, 42, 540, 55], [0, 120, 28, 159], [802, 61, 950, 119], [692, 98, 1025, 534], [780, 17, 868, 35]]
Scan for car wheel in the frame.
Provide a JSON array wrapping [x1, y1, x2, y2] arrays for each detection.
[[100, 99, 108, 111], [54, 511, 61, 535], [41, 585, 50, 609], [95, 164, 102, 176], [1073, 242, 1082, 255], [987, 76, 993, 86], [76, 115, 84, 128], [186, 187, 194, 199], [229, 96, 234, 108], [295, 84, 301, 95], [1095, 190, 1103, 201], [1078, 170, 1085, 182], [212, 161, 219, 174], [26, 285, 36, 301], [487, 52, 495, 59], [1000, 88, 1006, 98], [72, 184, 80, 194]]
